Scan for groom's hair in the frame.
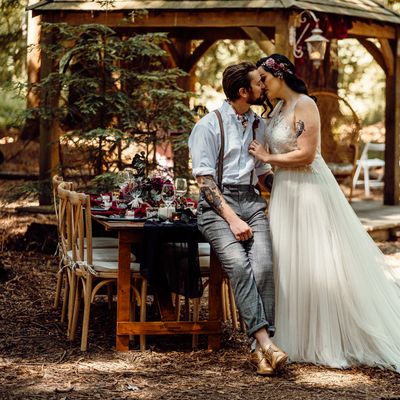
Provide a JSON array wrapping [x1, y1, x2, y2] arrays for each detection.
[[222, 62, 257, 101]]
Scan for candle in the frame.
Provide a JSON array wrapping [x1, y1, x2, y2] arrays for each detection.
[[158, 206, 175, 219]]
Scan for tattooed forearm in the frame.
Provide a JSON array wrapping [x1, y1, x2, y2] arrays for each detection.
[[198, 175, 224, 216], [295, 120, 305, 137]]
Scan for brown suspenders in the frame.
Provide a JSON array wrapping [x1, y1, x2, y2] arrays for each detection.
[[214, 109, 258, 188]]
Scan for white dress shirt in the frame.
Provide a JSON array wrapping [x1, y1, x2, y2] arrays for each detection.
[[188, 100, 271, 185]]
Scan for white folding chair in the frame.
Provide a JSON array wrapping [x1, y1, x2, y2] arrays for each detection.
[[353, 142, 385, 197]]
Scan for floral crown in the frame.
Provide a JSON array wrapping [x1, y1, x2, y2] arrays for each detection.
[[261, 58, 294, 78]]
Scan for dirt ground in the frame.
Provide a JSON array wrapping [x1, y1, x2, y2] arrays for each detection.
[[1, 182, 400, 399]]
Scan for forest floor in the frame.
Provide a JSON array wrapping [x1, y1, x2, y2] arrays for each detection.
[[0, 130, 400, 399], [1, 184, 400, 400]]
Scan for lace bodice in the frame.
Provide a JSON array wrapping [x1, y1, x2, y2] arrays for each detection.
[[265, 96, 322, 158], [265, 100, 298, 155]]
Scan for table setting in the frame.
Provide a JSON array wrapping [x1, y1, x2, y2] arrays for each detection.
[[89, 170, 197, 224], [88, 158, 222, 350]]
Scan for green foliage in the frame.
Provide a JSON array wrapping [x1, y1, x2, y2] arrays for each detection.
[[86, 172, 118, 194], [0, 86, 26, 131], [195, 40, 264, 99], [0, 0, 27, 83], [33, 23, 194, 175], [1, 181, 41, 203]]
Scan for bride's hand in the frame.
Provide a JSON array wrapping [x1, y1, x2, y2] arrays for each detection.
[[249, 140, 270, 162]]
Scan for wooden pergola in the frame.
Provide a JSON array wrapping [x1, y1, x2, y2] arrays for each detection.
[[28, 0, 400, 205]]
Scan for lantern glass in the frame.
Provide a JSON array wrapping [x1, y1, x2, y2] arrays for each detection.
[[306, 40, 327, 61]]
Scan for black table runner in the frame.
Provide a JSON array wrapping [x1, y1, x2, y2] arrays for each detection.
[[140, 220, 203, 298]]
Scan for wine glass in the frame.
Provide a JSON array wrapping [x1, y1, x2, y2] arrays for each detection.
[[161, 182, 176, 208], [115, 169, 134, 190], [161, 183, 176, 223], [174, 178, 187, 201]]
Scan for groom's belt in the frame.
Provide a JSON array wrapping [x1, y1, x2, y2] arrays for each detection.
[[221, 184, 255, 192]]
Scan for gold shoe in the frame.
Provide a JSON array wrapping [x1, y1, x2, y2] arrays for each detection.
[[262, 344, 288, 371], [250, 348, 275, 376]]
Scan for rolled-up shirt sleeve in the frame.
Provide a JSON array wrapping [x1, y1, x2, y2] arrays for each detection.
[[188, 117, 219, 179]]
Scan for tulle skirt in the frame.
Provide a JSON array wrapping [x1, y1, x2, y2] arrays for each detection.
[[270, 153, 400, 372]]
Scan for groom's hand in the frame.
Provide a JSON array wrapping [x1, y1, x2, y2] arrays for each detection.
[[229, 217, 253, 241], [196, 175, 252, 241]]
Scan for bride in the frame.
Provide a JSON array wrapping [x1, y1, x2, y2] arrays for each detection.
[[248, 53, 400, 372]]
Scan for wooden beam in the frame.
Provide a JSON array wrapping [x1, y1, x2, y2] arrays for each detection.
[[379, 38, 394, 76], [348, 21, 396, 40], [164, 41, 182, 67], [46, 10, 278, 28], [174, 38, 191, 73], [384, 31, 400, 205], [118, 321, 221, 335], [116, 26, 276, 41], [241, 27, 275, 55], [358, 38, 387, 74], [187, 39, 215, 73]]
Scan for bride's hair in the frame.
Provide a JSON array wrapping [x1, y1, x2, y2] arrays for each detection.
[[256, 54, 314, 118]]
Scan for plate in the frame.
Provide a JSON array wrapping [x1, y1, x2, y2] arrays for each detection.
[[91, 207, 110, 212], [108, 215, 147, 222]]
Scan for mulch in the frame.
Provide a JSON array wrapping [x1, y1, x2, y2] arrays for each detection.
[[1, 208, 400, 400]]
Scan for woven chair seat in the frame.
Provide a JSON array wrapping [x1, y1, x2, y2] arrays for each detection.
[[88, 237, 119, 248], [67, 248, 136, 263], [80, 259, 141, 273]]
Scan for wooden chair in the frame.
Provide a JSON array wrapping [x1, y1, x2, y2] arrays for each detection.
[[52, 174, 68, 311], [310, 90, 361, 202], [55, 180, 75, 326], [67, 191, 147, 351], [52, 176, 119, 313]]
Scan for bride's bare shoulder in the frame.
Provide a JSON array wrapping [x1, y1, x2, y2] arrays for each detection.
[[294, 95, 319, 119]]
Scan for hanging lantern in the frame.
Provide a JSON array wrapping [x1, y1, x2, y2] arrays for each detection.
[[304, 25, 329, 68], [289, 10, 329, 69]]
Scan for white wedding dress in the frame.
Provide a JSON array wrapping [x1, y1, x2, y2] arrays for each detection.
[[267, 97, 400, 372]]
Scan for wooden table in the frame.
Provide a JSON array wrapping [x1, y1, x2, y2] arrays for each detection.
[[94, 218, 223, 351]]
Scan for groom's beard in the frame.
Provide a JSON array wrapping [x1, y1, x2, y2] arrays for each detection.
[[248, 90, 268, 106]]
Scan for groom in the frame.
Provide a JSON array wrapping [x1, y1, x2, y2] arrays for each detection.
[[188, 61, 287, 375]]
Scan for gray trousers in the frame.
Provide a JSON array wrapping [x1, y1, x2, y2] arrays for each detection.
[[197, 187, 275, 337]]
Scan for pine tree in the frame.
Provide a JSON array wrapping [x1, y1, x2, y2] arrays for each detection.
[[33, 23, 194, 180]]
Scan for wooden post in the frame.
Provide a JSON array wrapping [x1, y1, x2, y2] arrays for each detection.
[[208, 248, 223, 350], [171, 38, 193, 178], [23, 7, 41, 140], [116, 231, 132, 351], [39, 22, 61, 205], [384, 29, 400, 205], [275, 13, 292, 61]]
